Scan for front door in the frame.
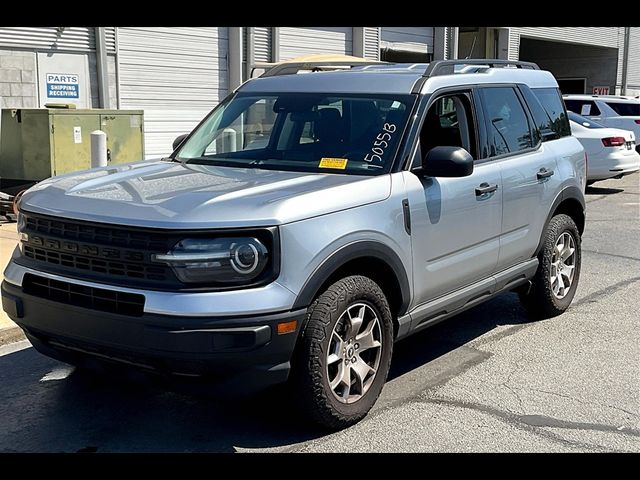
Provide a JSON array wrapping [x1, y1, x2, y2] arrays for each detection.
[[404, 91, 502, 310]]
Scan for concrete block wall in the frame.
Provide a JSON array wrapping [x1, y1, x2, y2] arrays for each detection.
[[0, 49, 37, 108]]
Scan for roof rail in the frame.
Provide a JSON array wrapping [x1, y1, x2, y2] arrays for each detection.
[[423, 59, 540, 77], [259, 59, 385, 78]]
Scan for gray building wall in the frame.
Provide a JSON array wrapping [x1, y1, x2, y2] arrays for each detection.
[[518, 38, 619, 94], [627, 28, 640, 96], [0, 49, 37, 108], [0, 27, 117, 109]]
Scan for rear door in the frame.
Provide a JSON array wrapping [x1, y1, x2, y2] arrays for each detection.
[[478, 85, 562, 271]]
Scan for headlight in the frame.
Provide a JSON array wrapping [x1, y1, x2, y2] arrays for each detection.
[[152, 237, 269, 285]]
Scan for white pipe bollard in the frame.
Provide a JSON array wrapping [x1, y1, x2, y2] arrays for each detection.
[[91, 130, 108, 168]]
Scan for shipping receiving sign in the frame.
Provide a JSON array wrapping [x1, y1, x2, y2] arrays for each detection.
[[46, 73, 80, 99]]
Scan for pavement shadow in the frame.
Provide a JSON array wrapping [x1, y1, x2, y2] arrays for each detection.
[[389, 292, 529, 380], [0, 293, 530, 452], [585, 185, 625, 195]]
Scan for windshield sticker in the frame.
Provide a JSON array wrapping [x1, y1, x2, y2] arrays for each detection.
[[364, 123, 396, 163], [319, 158, 348, 169], [580, 104, 591, 116]]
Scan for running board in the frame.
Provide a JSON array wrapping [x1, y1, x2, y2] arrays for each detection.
[[397, 259, 538, 340]]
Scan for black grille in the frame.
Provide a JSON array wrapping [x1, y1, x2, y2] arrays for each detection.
[[23, 245, 166, 280], [23, 273, 145, 316], [25, 215, 167, 250], [21, 213, 173, 285]]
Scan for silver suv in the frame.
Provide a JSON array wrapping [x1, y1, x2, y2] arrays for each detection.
[[2, 59, 587, 429]]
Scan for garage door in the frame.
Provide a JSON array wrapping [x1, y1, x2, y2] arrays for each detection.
[[117, 27, 228, 158], [380, 27, 434, 57], [279, 27, 352, 60]]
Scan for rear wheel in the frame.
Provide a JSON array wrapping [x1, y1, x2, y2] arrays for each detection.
[[291, 275, 393, 429], [519, 214, 582, 318]]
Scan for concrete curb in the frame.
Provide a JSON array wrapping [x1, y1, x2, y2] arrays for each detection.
[[0, 326, 26, 346]]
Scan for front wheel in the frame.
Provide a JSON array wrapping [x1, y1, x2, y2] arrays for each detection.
[[519, 214, 582, 318], [291, 275, 394, 430]]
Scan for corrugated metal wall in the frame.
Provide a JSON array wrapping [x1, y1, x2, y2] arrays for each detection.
[[104, 27, 116, 53], [279, 27, 352, 60], [254, 27, 271, 62], [117, 27, 228, 158], [380, 27, 434, 53], [627, 28, 640, 92], [0, 27, 96, 52], [364, 28, 380, 60]]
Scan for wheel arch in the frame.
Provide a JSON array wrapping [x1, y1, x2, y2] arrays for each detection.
[[535, 186, 586, 257], [292, 241, 411, 323]]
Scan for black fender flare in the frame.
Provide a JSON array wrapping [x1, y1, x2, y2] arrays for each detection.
[[534, 185, 586, 257], [291, 240, 411, 315]]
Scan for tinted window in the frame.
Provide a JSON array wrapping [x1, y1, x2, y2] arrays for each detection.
[[606, 102, 640, 116], [564, 99, 601, 116], [532, 88, 571, 138], [567, 111, 604, 129], [481, 87, 533, 157]]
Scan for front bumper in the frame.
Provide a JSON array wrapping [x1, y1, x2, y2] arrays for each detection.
[[2, 279, 306, 393]]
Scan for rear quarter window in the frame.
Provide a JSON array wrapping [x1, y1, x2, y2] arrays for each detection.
[[564, 99, 601, 117], [605, 102, 640, 116], [532, 88, 571, 138]]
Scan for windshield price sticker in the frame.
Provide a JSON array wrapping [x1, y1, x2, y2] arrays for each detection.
[[319, 158, 348, 169], [364, 123, 396, 163]]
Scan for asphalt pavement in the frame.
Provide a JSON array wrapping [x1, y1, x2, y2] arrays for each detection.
[[0, 173, 638, 452]]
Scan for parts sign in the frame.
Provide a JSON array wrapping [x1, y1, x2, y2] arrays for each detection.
[[46, 73, 79, 99]]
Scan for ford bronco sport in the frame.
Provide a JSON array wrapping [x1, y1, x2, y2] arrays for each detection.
[[2, 59, 587, 429]]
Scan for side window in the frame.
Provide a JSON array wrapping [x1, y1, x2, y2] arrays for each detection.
[[532, 88, 570, 138], [416, 93, 476, 167], [564, 99, 601, 117], [480, 87, 533, 157], [605, 102, 640, 116]]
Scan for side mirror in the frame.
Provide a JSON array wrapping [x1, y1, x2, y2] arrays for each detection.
[[418, 146, 474, 178], [172, 133, 189, 151]]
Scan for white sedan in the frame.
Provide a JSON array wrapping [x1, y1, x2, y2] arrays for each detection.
[[568, 111, 640, 184]]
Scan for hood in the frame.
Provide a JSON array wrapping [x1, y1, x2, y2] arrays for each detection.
[[20, 160, 391, 228]]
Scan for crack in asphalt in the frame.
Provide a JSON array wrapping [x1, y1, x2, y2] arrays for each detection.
[[524, 386, 639, 419], [499, 357, 527, 415], [574, 276, 640, 307], [582, 249, 640, 263], [420, 397, 635, 452]]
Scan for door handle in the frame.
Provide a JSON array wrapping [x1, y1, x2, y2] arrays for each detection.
[[475, 182, 498, 195], [537, 168, 554, 179]]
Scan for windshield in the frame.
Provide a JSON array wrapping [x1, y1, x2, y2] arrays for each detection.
[[175, 92, 415, 175], [568, 111, 604, 129]]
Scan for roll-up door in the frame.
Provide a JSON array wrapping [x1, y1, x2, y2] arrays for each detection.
[[380, 27, 434, 59], [117, 27, 228, 158], [279, 27, 352, 60]]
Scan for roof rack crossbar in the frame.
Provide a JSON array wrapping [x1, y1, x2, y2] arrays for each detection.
[[423, 59, 540, 77]]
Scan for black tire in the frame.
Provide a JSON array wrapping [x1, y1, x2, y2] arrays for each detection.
[[519, 214, 582, 319], [290, 275, 394, 430]]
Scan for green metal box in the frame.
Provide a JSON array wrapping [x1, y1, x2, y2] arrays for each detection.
[[0, 108, 144, 187]]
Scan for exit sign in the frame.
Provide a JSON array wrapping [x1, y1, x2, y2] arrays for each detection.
[[593, 86, 610, 95]]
